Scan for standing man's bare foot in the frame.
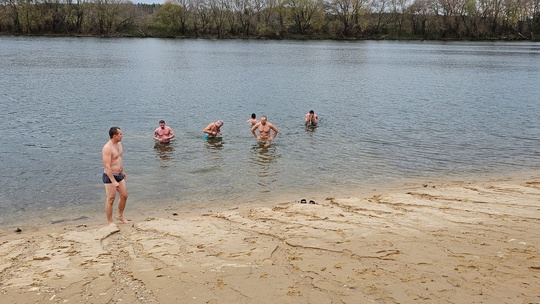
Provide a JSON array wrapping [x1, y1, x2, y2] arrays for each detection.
[[108, 222, 117, 227], [116, 216, 131, 224]]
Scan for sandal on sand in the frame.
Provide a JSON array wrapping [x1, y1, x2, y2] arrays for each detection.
[[300, 199, 307, 204], [309, 200, 316, 204]]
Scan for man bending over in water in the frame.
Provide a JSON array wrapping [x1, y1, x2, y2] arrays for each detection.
[[203, 120, 223, 140], [305, 110, 318, 126], [102, 127, 130, 226], [251, 115, 278, 146]]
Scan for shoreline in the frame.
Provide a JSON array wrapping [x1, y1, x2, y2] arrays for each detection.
[[2, 169, 538, 230], [1, 173, 540, 303]]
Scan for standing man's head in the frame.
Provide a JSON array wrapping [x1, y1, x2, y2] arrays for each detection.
[[109, 127, 122, 140], [260, 115, 267, 125], [159, 120, 166, 129], [309, 110, 315, 114]]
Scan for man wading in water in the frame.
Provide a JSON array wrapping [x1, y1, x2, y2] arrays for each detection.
[[251, 115, 279, 147]]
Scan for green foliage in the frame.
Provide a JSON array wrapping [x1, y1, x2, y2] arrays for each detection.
[[464, 0, 476, 16], [152, 2, 184, 35], [0, 0, 539, 39]]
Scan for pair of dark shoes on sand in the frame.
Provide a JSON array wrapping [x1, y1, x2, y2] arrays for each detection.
[[300, 199, 316, 204]]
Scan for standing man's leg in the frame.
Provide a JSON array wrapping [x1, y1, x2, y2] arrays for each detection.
[[115, 180, 130, 223], [104, 184, 117, 226]]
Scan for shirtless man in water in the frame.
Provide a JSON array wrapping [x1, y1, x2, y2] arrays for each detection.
[[247, 113, 259, 125], [305, 110, 318, 126], [154, 120, 175, 143], [203, 120, 223, 139], [102, 127, 129, 226], [251, 115, 278, 146]]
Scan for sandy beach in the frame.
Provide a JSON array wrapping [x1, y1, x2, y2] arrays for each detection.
[[1, 176, 540, 304]]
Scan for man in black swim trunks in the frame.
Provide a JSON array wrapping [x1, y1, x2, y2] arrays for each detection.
[[102, 127, 130, 226]]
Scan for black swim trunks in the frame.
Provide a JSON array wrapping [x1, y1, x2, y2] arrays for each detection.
[[102, 172, 124, 184]]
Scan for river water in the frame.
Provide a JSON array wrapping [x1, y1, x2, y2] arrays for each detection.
[[1, 37, 539, 227]]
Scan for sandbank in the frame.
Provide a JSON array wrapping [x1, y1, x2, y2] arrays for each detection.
[[1, 176, 539, 303]]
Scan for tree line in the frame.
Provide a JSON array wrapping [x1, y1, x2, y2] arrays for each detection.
[[1, 0, 539, 40]]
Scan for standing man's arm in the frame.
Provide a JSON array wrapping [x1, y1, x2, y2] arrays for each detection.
[[203, 123, 213, 135], [167, 127, 175, 140], [153, 129, 160, 141], [270, 124, 279, 140]]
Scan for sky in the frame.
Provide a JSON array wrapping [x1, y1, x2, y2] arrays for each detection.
[[133, 0, 165, 4]]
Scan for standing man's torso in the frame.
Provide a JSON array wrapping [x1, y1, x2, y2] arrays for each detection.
[[258, 123, 272, 138], [155, 126, 171, 136], [106, 141, 123, 172]]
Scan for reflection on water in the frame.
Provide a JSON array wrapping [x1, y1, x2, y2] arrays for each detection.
[[154, 142, 175, 163], [251, 142, 279, 191], [205, 137, 224, 150], [198, 137, 224, 177]]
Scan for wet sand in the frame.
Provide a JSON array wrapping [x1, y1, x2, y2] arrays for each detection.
[[1, 176, 540, 303]]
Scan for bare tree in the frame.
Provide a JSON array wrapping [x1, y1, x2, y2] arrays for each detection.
[[1, 0, 22, 32], [208, 0, 229, 37], [327, 0, 367, 37], [389, 0, 410, 36], [409, 0, 430, 37], [370, 0, 391, 34], [285, 0, 325, 34]]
